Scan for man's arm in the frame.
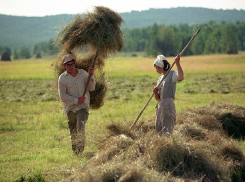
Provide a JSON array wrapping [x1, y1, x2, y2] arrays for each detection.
[[58, 78, 78, 105]]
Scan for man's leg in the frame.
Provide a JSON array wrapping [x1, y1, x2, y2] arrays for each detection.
[[76, 108, 89, 153], [67, 111, 77, 153]]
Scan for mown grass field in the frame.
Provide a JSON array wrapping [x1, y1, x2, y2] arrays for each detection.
[[0, 53, 245, 181]]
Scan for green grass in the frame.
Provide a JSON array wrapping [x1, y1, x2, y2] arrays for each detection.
[[0, 102, 81, 181], [0, 59, 55, 80], [0, 53, 245, 181]]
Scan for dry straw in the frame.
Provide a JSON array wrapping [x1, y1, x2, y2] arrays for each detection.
[[53, 52, 108, 109], [73, 102, 245, 181], [56, 6, 124, 57], [54, 6, 124, 109]]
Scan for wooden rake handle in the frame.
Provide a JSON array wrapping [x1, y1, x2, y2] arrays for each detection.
[[130, 28, 201, 130], [82, 50, 98, 97]]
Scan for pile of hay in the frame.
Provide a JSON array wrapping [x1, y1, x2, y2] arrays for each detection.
[[35, 53, 41, 59], [0, 51, 11, 61], [54, 6, 124, 109], [70, 102, 245, 181]]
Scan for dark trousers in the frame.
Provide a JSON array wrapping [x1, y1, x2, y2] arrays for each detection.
[[67, 108, 89, 154]]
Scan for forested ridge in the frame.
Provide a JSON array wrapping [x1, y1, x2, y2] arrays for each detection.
[[1, 7, 245, 58], [122, 21, 245, 56]]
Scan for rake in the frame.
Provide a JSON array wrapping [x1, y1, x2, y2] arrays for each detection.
[[130, 28, 201, 129]]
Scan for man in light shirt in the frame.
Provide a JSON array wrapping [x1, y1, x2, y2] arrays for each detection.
[[58, 54, 96, 154]]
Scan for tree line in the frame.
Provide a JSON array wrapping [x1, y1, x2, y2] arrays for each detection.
[[1, 21, 245, 60], [0, 39, 59, 60], [122, 21, 245, 56]]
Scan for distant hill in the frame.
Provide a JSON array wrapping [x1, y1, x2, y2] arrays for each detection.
[[1, 7, 245, 52], [122, 7, 245, 28]]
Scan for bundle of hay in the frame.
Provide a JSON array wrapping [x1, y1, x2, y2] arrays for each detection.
[[54, 6, 124, 109], [57, 6, 124, 57], [53, 52, 108, 109]]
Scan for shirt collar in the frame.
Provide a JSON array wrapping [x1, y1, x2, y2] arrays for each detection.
[[64, 68, 79, 76]]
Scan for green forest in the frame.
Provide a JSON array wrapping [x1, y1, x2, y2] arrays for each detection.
[[1, 7, 245, 59], [1, 21, 245, 59], [121, 21, 245, 56]]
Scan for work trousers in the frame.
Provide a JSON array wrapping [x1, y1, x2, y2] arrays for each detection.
[[67, 108, 89, 154]]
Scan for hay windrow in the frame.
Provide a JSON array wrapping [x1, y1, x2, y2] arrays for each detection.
[[179, 102, 245, 139], [75, 102, 245, 182], [106, 123, 137, 139]]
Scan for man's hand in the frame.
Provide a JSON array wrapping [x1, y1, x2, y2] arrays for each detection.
[[88, 67, 95, 75], [78, 96, 85, 104]]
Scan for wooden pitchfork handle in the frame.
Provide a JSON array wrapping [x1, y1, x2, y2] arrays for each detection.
[[130, 28, 201, 130], [82, 50, 98, 96]]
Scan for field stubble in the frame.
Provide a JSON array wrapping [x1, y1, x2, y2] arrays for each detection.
[[0, 54, 245, 181]]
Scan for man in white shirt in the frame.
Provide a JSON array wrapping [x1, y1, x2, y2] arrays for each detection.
[[58, 54, 96, 154]]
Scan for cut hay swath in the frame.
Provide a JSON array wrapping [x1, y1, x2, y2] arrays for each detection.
[[130, 28, 201, 129], [76, 103, 245, 182], [55, 6, 124, 109]]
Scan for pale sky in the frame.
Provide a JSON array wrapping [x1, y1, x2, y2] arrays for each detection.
[[0, 0, 245, 17]]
